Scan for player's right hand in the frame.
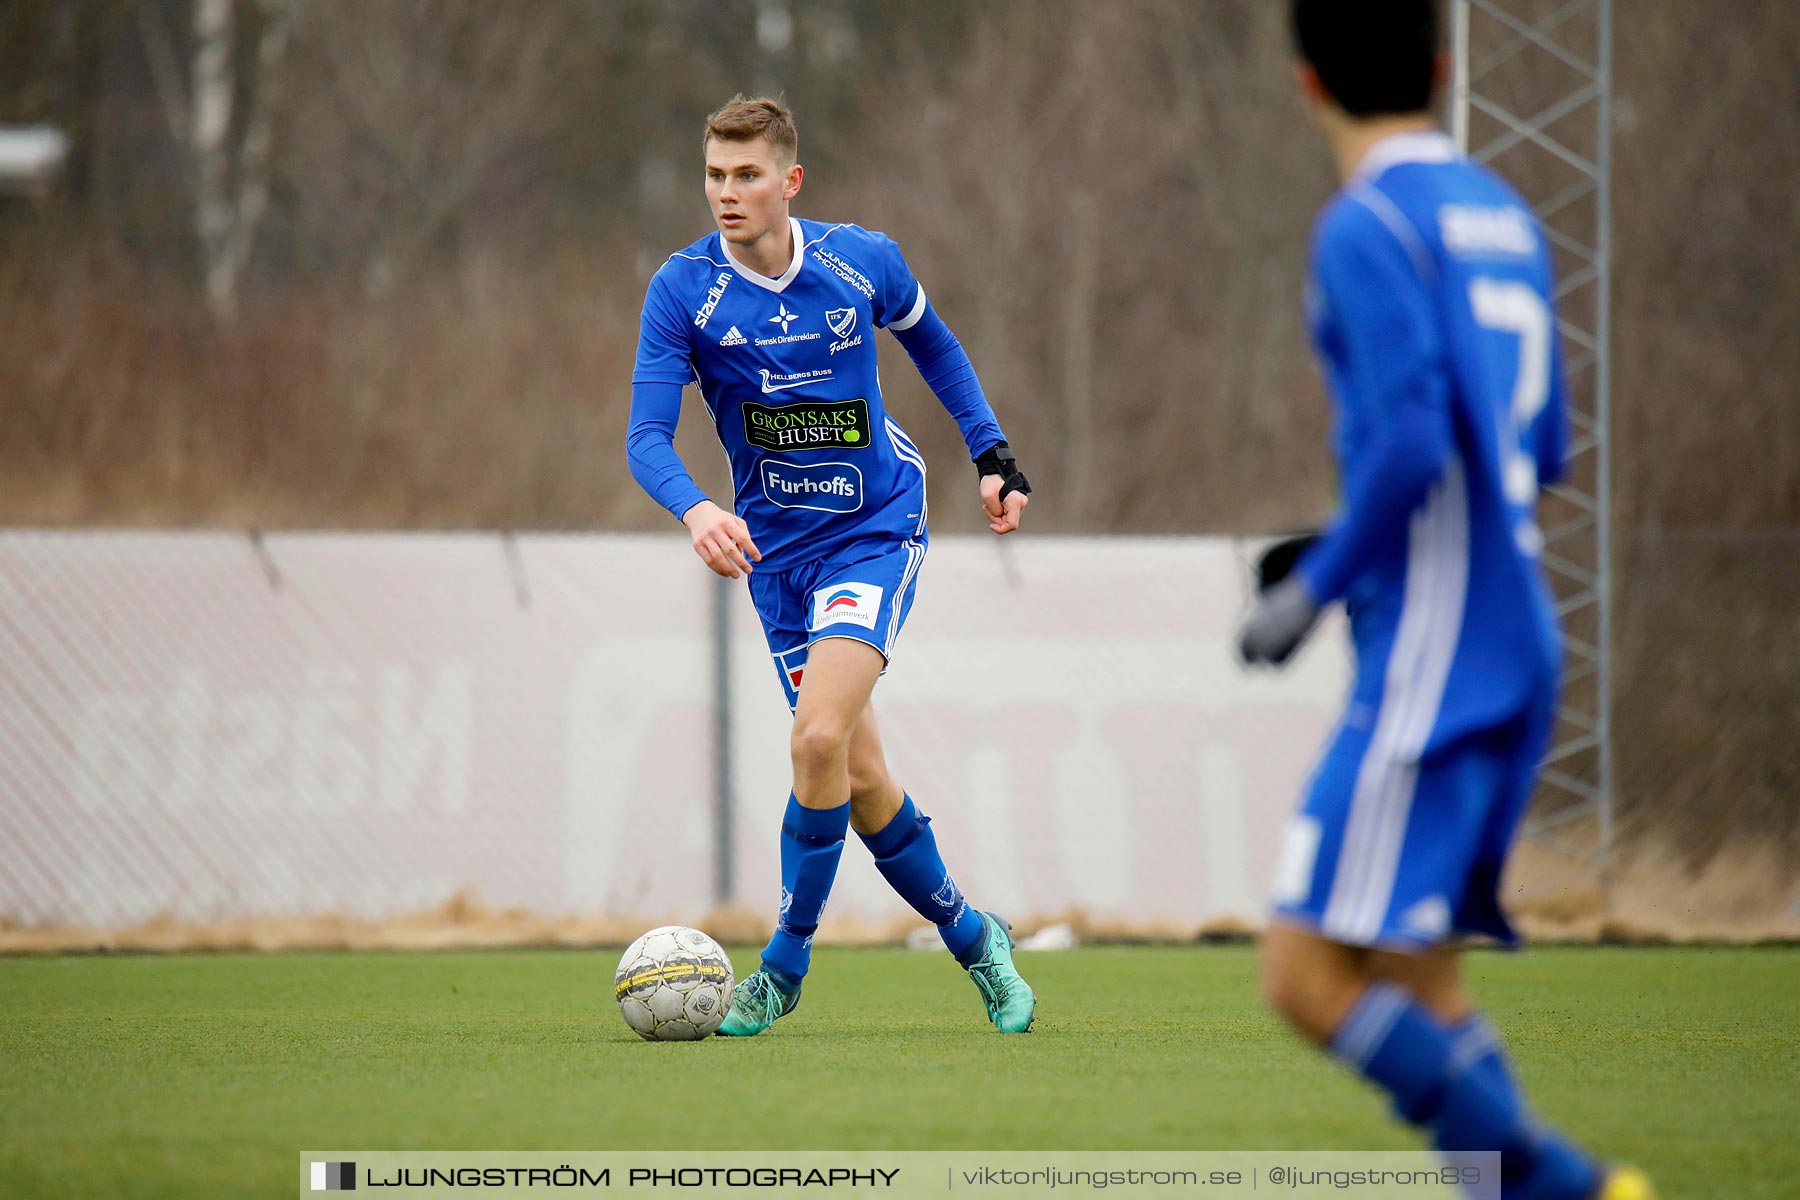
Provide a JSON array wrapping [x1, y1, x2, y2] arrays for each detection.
[[682, 500, 761, 579]]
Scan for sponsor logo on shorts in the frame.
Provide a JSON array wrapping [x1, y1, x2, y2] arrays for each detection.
[[811, 581, 883, 632], [743, 398, 871, 452], [760, 461, 863, 513], [1402, 895, 1451, 938], [1270, 816, 1321, 906]]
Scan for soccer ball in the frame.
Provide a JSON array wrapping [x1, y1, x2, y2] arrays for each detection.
[[613, 926, 734, 1041]]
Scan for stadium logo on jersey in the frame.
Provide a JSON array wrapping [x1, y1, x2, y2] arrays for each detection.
[[761, 461, 864, 514], [811, 580, 883, 632], [744, 398, 871, 453], [718, 325, 747, 347], [693, 271, 733, 328], [1438, 204, 1537, 259], [757, 367, 834, 394], [768, 302, 800, 334]]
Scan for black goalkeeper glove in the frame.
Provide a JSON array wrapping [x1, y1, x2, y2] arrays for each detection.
[[1238, 529, 1324, 668], [974, 441, 1032, 502], [1237, 578, 1321, 667], [1254, 530, 1322, 593]]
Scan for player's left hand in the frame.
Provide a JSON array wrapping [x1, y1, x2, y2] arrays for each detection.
[[1237, 577, 1321, 668], [980, 474, 1028, 535]]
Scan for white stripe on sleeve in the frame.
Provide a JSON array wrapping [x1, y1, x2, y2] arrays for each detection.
[[888, 285, 928, 332]]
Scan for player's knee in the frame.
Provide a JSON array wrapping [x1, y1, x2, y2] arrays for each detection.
[[1259, 941, 1348, 1040], [1258, 951, 1308, 1024], [846, 761, 889, 804], [790, 716, 852, 775]]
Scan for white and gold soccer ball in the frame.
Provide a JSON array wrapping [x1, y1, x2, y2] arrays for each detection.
[[613, 926, 734, 1041]]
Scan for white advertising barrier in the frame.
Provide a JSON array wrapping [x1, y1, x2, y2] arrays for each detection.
[[0, 532, 1347, 931]]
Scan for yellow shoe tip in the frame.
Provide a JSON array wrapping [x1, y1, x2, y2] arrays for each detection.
[[1600, 1166, 1655, 1200]]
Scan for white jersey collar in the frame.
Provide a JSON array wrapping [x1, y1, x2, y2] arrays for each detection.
[[720, 216, 805, 294], [1352, 130, 1459, 183]]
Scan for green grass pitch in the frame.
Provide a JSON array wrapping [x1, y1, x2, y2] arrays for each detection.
[[2, 945, 1794, 1197]]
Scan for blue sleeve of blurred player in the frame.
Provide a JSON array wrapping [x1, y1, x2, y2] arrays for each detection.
[[869, 234, 1007, 460], [626, 275, 710, 522], [1297, 203, 1452, 607], [1536, 289, 1571, 488]]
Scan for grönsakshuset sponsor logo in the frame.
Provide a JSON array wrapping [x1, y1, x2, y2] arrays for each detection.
[[742, 398, 872, 453]]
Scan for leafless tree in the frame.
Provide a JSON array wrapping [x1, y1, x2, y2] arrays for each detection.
[[140, 0, 295, 318]]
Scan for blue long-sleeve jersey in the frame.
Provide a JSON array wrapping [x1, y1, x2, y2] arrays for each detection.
[[627, 217, 1006, 573], [1295, 132, 1570, 750]]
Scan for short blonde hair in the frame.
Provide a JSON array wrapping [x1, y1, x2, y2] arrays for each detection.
[[703, 95, 798, 164]]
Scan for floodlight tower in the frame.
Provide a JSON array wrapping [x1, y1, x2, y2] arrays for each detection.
[[1450, 0, 1615, 889]]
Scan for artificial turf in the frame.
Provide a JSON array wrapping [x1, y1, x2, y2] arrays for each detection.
[[1, 945, 1793, 1197]]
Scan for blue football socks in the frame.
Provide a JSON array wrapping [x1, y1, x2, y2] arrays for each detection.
[[759, 795, 849, 985], [1331, 983, 1598, 1200], [858, 794, 987, 964], [1447, 1012, 1521, 1111]]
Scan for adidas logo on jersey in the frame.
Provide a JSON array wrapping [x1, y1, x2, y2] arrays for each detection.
[[719, 325, 747, 347]]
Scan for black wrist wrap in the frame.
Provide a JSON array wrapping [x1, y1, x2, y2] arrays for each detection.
[[975, 441, 1032, 502]]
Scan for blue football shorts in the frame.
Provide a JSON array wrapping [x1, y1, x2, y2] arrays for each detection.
[[1268, 690, 1556, 951], [746, 534, 928, 710]]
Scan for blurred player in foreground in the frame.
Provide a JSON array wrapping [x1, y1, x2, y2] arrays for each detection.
[[1238, 4, 1651, 1197], [626, 96, 1036, 1036]]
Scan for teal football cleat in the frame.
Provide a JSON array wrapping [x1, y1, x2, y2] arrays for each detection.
[[715, 967, 800, 1037], [965, 912, 1036, 1033]]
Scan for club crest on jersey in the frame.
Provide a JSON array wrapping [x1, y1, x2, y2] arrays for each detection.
[[825, 305, 863, 356], [811, 580, 883, 631]]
